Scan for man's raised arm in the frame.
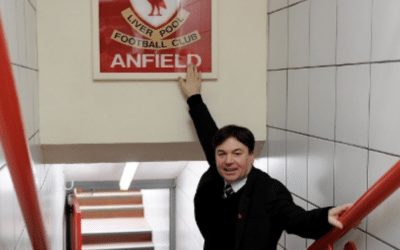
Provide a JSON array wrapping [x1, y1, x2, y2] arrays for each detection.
[[177, 65, 218, 166]]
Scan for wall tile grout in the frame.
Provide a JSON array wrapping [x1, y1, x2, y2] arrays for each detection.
[[359, 227, 400, 250], [28, 129, 39, 141], [267, 59, 400, 72], [268, 0, 308, 15], [291, 192, 400, 250], [0, 164, 6, 171], [267, 125, 400, 159], [333, 0, 338, 208], [11, 63, 38, 72], [27, 0, 36, 12]]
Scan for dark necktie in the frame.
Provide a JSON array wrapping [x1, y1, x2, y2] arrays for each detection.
[[223, 184, 235, 198]]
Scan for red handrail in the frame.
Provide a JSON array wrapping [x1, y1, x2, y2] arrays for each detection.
[[307, 159, 400, 250], [0, 13, 49, 250], [71, 195, 82, 250]]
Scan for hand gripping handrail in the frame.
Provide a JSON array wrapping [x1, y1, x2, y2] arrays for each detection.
[[307, 159, 400, 250], [0, 13, 49, 250]]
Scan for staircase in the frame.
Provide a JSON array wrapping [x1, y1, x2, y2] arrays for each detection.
[[75, 190, 155, 250]]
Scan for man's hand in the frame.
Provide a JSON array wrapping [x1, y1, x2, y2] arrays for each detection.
[[178, 64, 202, 99], [328, 203, 353, 229]]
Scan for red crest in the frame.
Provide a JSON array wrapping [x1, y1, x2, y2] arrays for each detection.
[[129, 0, 181, 29]]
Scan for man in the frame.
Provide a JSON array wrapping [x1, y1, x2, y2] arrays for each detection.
[[177, 65, 352, 250]]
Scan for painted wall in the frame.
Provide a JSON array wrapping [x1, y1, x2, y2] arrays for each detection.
[[267, 0, 400, 250], [37, 0, 267, 163], [142, 189, 170, 250], [0, 0, 65, 249], [176, 161, 207, 249]]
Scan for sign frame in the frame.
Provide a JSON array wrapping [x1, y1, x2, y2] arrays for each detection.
[[92, 0, 218, 80]]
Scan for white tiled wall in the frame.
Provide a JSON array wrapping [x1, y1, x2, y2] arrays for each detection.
[[307, 137, 334, 208], [370, 63, 400, 155], [288, 1, 309, 68], [175, 161, 208, 250], [286, 132, 308, 198], [371, 0, 400, 61], [142, 189, 170, 250], [308, 67, 336, 140], [0, 1, 65, 249], [268, 8, 288, 70], [336, 65, 370, 147], [309, 0, 336, 67], [336, 0, 372, 65], [267, 128, 286, 185], [267, 0, 400, 249], [267, 71, 287, 129], [287, 69, 308, 134]]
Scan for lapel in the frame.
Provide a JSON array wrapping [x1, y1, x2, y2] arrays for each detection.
[[234, 167, 258, 250]]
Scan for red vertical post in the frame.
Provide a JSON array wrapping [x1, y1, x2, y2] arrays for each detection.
[[0, 14, 49, 250], [71, 196, 82, 250]]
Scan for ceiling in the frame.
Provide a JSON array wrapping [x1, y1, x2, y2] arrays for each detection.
[[62, 161, 188, 182]]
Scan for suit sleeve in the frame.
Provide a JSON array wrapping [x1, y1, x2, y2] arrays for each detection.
[[188, 95, 221, 238], [187, 94, 218, 166], [267, 180, 333, 239]]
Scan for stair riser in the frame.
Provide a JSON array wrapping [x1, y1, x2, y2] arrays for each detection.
[[82, 246, 154, 250], [83, 233, 152, 245], [78, 197, 143, 206], [82, 210, 144, 219]]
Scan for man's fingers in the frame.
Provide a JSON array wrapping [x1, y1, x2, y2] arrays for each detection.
[[331, 219, 344, 229], [187, 64, 194, 78], [338, 203, 353, 215], [178, 76, 185, 86], [328, 203, 354, 229], [331, 203, 353, 215], [197, 70, 202, 81], [193, 64, 198, 74]]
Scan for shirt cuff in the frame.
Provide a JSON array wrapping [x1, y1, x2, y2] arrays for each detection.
[[187, 94, 203, 109]]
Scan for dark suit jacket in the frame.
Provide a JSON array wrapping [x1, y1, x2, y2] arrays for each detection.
[[188, 95, 333, 250]]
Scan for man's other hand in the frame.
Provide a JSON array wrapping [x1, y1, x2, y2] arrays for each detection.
[[328, 203, 353, 229]]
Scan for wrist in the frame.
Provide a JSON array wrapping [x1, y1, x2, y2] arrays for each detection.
[[187, 94, 203, 108]]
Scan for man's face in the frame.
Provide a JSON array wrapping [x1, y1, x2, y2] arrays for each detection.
[[215, 137, 254, 184]]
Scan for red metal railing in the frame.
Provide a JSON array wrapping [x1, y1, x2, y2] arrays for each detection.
[[0, 13, 49, 250], [307, 159, 400, 250], [71, 195, 82, 250]]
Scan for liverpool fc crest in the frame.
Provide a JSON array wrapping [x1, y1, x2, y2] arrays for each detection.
[[129, 0, 181, 29]]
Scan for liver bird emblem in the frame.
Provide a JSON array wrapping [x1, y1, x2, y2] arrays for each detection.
[[147, 0, 167, 16]]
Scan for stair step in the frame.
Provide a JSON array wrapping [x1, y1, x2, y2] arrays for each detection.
[[82, 233, 152, 245], [82, 218, 152, 245], [76, 190, 140, 195], [82, 242, 154, 250], [81, 205, 144, 219], [76, 191, 143, 206], [82, 218, 152, 234]]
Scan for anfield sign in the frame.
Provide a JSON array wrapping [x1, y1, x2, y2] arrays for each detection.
[[92, 0, 217, 80]]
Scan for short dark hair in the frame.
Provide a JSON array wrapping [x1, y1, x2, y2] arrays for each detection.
[[212, 125, 255, 153]]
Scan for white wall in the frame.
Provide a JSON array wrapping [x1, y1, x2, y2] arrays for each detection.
[[267, 0, 400, 249], [175, 161, 207, 250], [37, 0, 267, 163], [142, 189, 170, 250], [0, 0, 65, 249]]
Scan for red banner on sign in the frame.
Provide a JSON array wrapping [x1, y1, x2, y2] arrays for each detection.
[[97, 0, 212, 75]]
